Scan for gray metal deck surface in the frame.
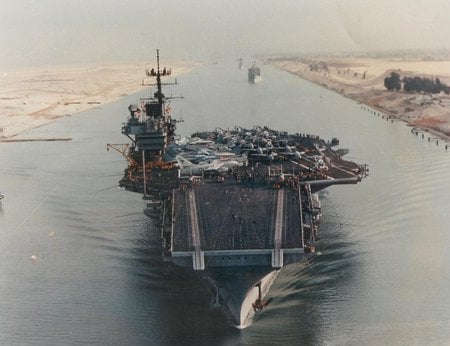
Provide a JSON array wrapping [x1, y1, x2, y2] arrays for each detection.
[[172, 174, 303, 252]]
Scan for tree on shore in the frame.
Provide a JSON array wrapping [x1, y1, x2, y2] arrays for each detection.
[[402, 76, 450, 94], [384, 72, 401, 91], [384, 71, 450, 94], [309, 61, 328, 72]]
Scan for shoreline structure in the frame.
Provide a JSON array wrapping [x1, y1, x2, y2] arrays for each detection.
[[0, 61, 196, 139], [267, 56, 450, 142]]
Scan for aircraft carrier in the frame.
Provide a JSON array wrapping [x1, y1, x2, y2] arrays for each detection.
[[110, 51, 367, 327]]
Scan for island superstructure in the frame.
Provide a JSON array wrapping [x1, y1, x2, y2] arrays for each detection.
[[111, 50, 367, 327]]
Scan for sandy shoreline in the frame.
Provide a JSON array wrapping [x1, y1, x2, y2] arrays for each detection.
[[4, 57, 450, 143], [0, 61, 197, 139], [267, 56, 450, 141]]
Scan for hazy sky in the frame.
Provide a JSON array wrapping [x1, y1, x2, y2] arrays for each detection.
[[1, 0, 450, 67]]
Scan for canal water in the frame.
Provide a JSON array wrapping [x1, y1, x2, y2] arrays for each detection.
[[1, 59, 449, 345]]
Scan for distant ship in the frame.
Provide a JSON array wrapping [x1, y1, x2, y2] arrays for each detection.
[[238, 58, 243, 70], [248, 63, 261, 84], [112, 50, 367, 328]]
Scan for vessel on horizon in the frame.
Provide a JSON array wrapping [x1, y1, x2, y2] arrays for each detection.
[[248, 63, 262, 84], [111, 50, 367, 327]]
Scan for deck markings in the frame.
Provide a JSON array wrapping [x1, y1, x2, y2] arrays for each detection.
[[274, 188, 284, 248], [272, 188, 284, 268], [188, 189, 204, 270]]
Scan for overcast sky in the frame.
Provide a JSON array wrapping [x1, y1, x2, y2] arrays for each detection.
[[1, 0, 450, 67]]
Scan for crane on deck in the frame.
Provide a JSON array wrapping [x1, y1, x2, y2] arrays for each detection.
[[106, 143, 138, 178]]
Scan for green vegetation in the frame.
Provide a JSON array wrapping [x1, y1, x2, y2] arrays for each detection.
[[384, 72, 450, 94], [384, 72, 401, 91], [403, 76, 450, 94]]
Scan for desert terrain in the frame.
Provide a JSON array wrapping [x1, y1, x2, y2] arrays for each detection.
[[3, 56, 450, 142], [0, 61, 195, 139], [268, 55, 450, 140]]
